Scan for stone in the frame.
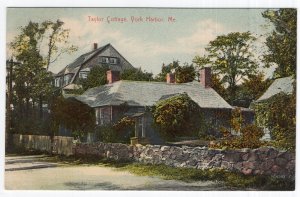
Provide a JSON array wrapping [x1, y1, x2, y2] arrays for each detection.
[[242, 161, 258, 169], [253, 169, 262, 175], [285, 160, 295, 171], [233, 162, 243, 171], [275, 157, 288, 167], [271, 165, 282, 173], [260, 159, 274, 171], [247, 152, 258, 162], [242, 168, 252, 175], [223, 152, 240, 162], [241, 153, 249, 161], [160, 146, 170, 151]]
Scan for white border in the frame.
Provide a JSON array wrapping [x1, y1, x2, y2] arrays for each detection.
[[0, 1, 299, 197]]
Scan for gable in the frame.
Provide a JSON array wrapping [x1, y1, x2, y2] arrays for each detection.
[[256, 76, 294, 102]]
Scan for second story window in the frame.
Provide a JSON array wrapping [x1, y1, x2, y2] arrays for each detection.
[[99, 56, 118, 64], [63, 74, 72, 85], [109, 57, 118, 64], [54, 77, 61, 87], [79, 72, 88, 79]]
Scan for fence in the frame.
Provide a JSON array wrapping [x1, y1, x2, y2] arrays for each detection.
[[12, 134, 74, 156]]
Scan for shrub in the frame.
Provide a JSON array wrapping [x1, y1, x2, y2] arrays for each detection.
[[210, 124, 264, 149], [152, 93, 207, 140]]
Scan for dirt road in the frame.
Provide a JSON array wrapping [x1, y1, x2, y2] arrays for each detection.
[[5, 155, 226, 190]]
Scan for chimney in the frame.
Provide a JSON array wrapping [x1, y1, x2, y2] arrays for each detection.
[[200, 67, 211, 88], [166, 73, 175, 83], [107, 70, 120, 84], [93, 43, 98, 50]]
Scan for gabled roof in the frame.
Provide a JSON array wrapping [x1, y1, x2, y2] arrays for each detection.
[[56, 44, 110, 76], [75, 80, 232, 109], [256, 76, 294, 102]]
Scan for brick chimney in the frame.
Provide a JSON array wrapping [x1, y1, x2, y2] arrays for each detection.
[[166, 73, 175, 83], [93, 43, 98, 50], [200, 67, 211, 88], [107, 70, 120, 84]]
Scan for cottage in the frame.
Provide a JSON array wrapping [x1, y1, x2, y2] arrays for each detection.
[[251, 76, 295, 140], [75, 67, 234, 144], [53, 43, 134, 95]]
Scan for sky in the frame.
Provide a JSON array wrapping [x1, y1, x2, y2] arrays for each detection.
[[6, 8, 274, 76]]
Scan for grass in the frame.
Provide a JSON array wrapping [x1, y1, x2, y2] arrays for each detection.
[[36, 155, 295, 191]]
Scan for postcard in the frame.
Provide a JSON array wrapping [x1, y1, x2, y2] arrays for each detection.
[[2, 3, 298, 196]]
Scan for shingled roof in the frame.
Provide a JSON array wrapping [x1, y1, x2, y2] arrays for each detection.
[[75, 80, 232, 109], [56, 44, 110, 76], [256, 76, 294, 102]]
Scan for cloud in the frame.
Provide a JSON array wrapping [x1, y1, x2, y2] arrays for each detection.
[[6, 16, 231, 74]]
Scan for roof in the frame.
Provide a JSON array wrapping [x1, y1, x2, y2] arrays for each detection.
[[256, 76, 294, 102], [75, 80, 232, 109], [56, 44, 110, 76], [63, 83, 82, 90]]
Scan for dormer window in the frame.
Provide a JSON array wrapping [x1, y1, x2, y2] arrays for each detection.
[[79, 68, 90, 79], [99, 56, 118, 64], [109, 57, 118, 64]]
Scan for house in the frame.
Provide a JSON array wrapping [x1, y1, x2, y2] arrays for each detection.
[[251, 76, 295, 140], [53, 43, 134, 94], [75, 67, 235, 144]]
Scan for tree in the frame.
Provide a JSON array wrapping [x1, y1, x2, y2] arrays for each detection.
[[50, 96, 95, 138], [79, 65, 109, 91], [193, 56, 227, 99], [152, 93, 206, 139], [175, 63, 196, 83], [121, 68, 153, 81], [10, 21, 54, 120], [41, 20, 77, 70], [155, 61, 179, 82], [262, 9, 296, 78], [155, 61, 196, 83], [198, 32, 258, 104]]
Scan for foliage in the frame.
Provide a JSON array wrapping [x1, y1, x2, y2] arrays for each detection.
[[262, 9, 297, 78], [174, 63, 196, 83], [211, 124, 264, 149], [79, 65, 109, 91], [230, 107, 243, 133], [121, 68, 153, 81], [155, 61, 196, 83], [194, 32, 258, 104], [253, 89, 296, 151], [155, 61, 179, 82], [152, 93, 206, 139], [50, 96, 95, 137], [233, 72, 272, 107]]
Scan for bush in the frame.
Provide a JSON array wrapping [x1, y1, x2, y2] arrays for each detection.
[[152, 93, 207, 140], [211, 124, 264, 149]]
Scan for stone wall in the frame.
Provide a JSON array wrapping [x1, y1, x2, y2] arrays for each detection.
[[13, 134, 74, 156], [74, 142, 295, 178]]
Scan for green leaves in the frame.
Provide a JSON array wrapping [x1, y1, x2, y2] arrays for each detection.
[[152, 93, 205, 139], [194, 32, 258, 104], [262, 9, 296, 78], [120, 68, 153, 81]]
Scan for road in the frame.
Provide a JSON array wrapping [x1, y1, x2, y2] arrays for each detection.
[[5, 155, 226, 190]]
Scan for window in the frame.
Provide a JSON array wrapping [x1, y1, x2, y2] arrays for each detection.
[[99, 56, 118, 64], [109, 58, 118, 64], [138, 116, 145, 138], [99, 56, 109, 64], [55, 77, 61, 87], [96, 107, 111, 125], [63, 74, 72, 85], [79, 72, 89, 79]]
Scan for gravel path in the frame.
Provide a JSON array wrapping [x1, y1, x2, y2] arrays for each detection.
[[5, 155, 227, 190]]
